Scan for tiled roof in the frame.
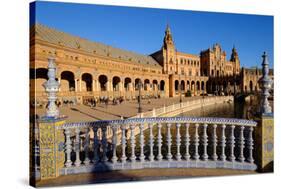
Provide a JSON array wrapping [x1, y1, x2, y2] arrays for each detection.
[[33, 24, 162, 68], [176, 51, 200, 59]]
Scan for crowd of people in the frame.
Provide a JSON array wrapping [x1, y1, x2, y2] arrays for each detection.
[[31, 94, 162, 109], [83, 94, 161, 108], [83, 96, 125, 108]]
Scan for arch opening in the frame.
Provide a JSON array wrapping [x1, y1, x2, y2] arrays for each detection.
[[112, 76, 121, 91], [180, 80, 185, 91], [30, 68, 48, 92], [82, 73, 92, 91], [160, 80, 165, 91], [135, 78, 142, 90], [144, 79, 150, 91], [152, 80, 158, 90], [124, 77, 132, 91], [175, 80, 179, 91], [61, 71, 75, 92], [99, 75, 108, 91]]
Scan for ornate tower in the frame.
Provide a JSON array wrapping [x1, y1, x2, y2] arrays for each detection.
[[162, 24, 176, 74], [230, 45, 240, 75]]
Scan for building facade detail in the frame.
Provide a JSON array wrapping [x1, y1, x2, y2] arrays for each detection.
[[30, 24, 273, 104]]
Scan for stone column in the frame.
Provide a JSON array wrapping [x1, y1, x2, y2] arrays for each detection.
[[106, 81, 110, 91], [96, 81, 100, 92], [39, 57, 66, 180], [258, 52, 273, 115], [79, 78, 82, 92], [78, 78, 82, 92], [255, 52, 274, 172], [132, 82, 135, 92], [58, 77, 61, 92], [108, 79, 113, 91], [92, 79, 95, 92], [119, 79, 123, 97], [192, 83, 196, 96], [43, 57, 60, 117], [204, 82, 207, 94], [75, 79, 78, 92]]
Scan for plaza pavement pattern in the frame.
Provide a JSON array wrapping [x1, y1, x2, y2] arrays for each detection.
[[36, 96, 203, 122]]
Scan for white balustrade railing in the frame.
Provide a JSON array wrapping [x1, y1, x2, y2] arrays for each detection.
[[60, 116, 257, 175], [132, 96, 232, 119]]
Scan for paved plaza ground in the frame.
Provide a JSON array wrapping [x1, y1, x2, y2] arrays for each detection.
[[35, 96, 204, 122], [36, 168, 256, 187]]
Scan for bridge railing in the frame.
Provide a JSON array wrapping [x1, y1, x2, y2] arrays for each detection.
[[132, 96, 232, 119], [60, 116, 257, 175]]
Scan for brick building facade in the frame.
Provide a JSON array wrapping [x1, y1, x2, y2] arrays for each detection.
[[30, 24, 273, 104]]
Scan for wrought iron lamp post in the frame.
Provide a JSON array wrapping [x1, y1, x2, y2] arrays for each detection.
[[258, 52, 273, 115], [201, 87, 205, 116], [138, 80, 142, 113], [179, 75, 182, 103], [233, 75, 237, 95], [43, 57, 60, 118]]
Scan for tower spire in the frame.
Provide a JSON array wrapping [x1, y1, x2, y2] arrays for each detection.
[[166, 23, 171, 34], [163, 24, 173, 48], [231, 45, 238, 61], [232, 44, 237, 53]]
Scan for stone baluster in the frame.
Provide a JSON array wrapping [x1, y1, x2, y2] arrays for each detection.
[[184, 123, 190, 161], [212, 124, 218, 161], [84, 128, 90, 165], [149, 123, 154, 162], [202, 123, 208, 161], [176, 123, 181, 161], [93, 127, 99, 163], [239, 126, 245, 162], [157, 123, 163, 161], [193, 123, 200, 161], [74, 128, 81, 167], [220, 124, 226, 162], [247, 126, 254, 163], [166, 123, 172, 161], [259, 52, 273, 115], [43, 57, 60, 117], [229, 125, 236, 162], [121, 125, 127, 163], [130, 125, 136, 162], [111, 126, 118, 163], [64, 128, 72, 167], [101, 127, 108, 162], [139, 123, 145, 162]]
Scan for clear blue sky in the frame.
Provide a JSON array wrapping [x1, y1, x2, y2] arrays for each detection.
[[31, 1, 274, 68]]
